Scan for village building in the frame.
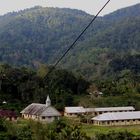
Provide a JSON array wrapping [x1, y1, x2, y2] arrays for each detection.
[[64, 106, 135, 117], [0, 109, 17, 121], [91, 111, 140, 126], [85, 106, 135, 116], [21, 95, 61, 123], [64, 107, 85, 117]]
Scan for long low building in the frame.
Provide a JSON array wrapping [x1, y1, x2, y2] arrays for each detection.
[[85, 106, 135, 116], [64, 106, 135, 117], [91, 111, 140, 126], [64, 107, 85, 117]]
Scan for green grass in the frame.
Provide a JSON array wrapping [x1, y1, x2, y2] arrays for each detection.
[[82, 124, 140, 137], [14, 118, 140, 138]]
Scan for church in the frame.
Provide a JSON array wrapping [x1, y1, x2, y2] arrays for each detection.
[[20, 95, 61, 123]]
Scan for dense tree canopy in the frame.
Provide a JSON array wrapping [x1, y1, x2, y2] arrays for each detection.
[[0, 64, 89, 111], [0, 5, 140, 80]]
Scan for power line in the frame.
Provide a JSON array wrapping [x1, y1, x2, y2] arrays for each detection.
[[46, 0, 111, 76]]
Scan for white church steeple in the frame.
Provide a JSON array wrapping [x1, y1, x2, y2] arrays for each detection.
[[46, 95, 51, 107]]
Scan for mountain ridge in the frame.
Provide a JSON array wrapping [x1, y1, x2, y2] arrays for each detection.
[[0, 4, 140, 80]]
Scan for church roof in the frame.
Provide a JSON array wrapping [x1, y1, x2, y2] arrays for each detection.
[[20, 103, 61, 117]]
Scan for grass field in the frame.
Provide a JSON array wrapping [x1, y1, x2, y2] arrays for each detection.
[[82, 124, 140, 137], [16, 118, 140, 138]]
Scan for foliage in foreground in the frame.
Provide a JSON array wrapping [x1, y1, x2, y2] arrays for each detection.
[[94, 131, 140, 140], [0, 119, 140, 140], [0, 119, 90, 140]]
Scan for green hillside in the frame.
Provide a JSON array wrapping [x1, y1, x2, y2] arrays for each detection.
[[0, 7, 94, 66], [0, 4, 140, 140], [63, 15, 140, 79], [0, 4, 140, 80]]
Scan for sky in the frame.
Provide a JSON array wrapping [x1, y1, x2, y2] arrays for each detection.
[[0, 0, 140, 16]]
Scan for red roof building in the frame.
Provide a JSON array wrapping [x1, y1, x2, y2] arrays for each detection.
[[0, 109, 17, 120]]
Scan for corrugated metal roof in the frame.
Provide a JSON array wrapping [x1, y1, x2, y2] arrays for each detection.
[[85, 108, 95, 112], [65, 107, 85, 113], [21, 103, 61, 117], [41, 106, 61, 117], [86, 106, 135, 112], [92, 111, 140, 121]]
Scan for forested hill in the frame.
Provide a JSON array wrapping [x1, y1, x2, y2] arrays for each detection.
[[104, 4, 140, 21], [0, 4, 140, 80], [60, 4, 140, 80], [0, 7, 95, 66]]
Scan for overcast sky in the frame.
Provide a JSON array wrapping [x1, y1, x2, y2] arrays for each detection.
[[0, 0, 140, 16]]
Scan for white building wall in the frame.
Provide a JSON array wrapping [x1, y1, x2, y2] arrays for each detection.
[[22, 113, 60, 123], [93, 119, 140, 126]]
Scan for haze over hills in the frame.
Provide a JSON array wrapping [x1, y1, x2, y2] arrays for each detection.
[[0, 4, 140, 80]]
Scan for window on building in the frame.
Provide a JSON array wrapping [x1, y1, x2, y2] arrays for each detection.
[[102, 121, 105, 125], [133, 119, 136, 122], [42, 116, 45, 119]]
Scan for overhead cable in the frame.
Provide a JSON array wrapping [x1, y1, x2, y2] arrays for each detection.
[[46, 0, 111, 76]]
